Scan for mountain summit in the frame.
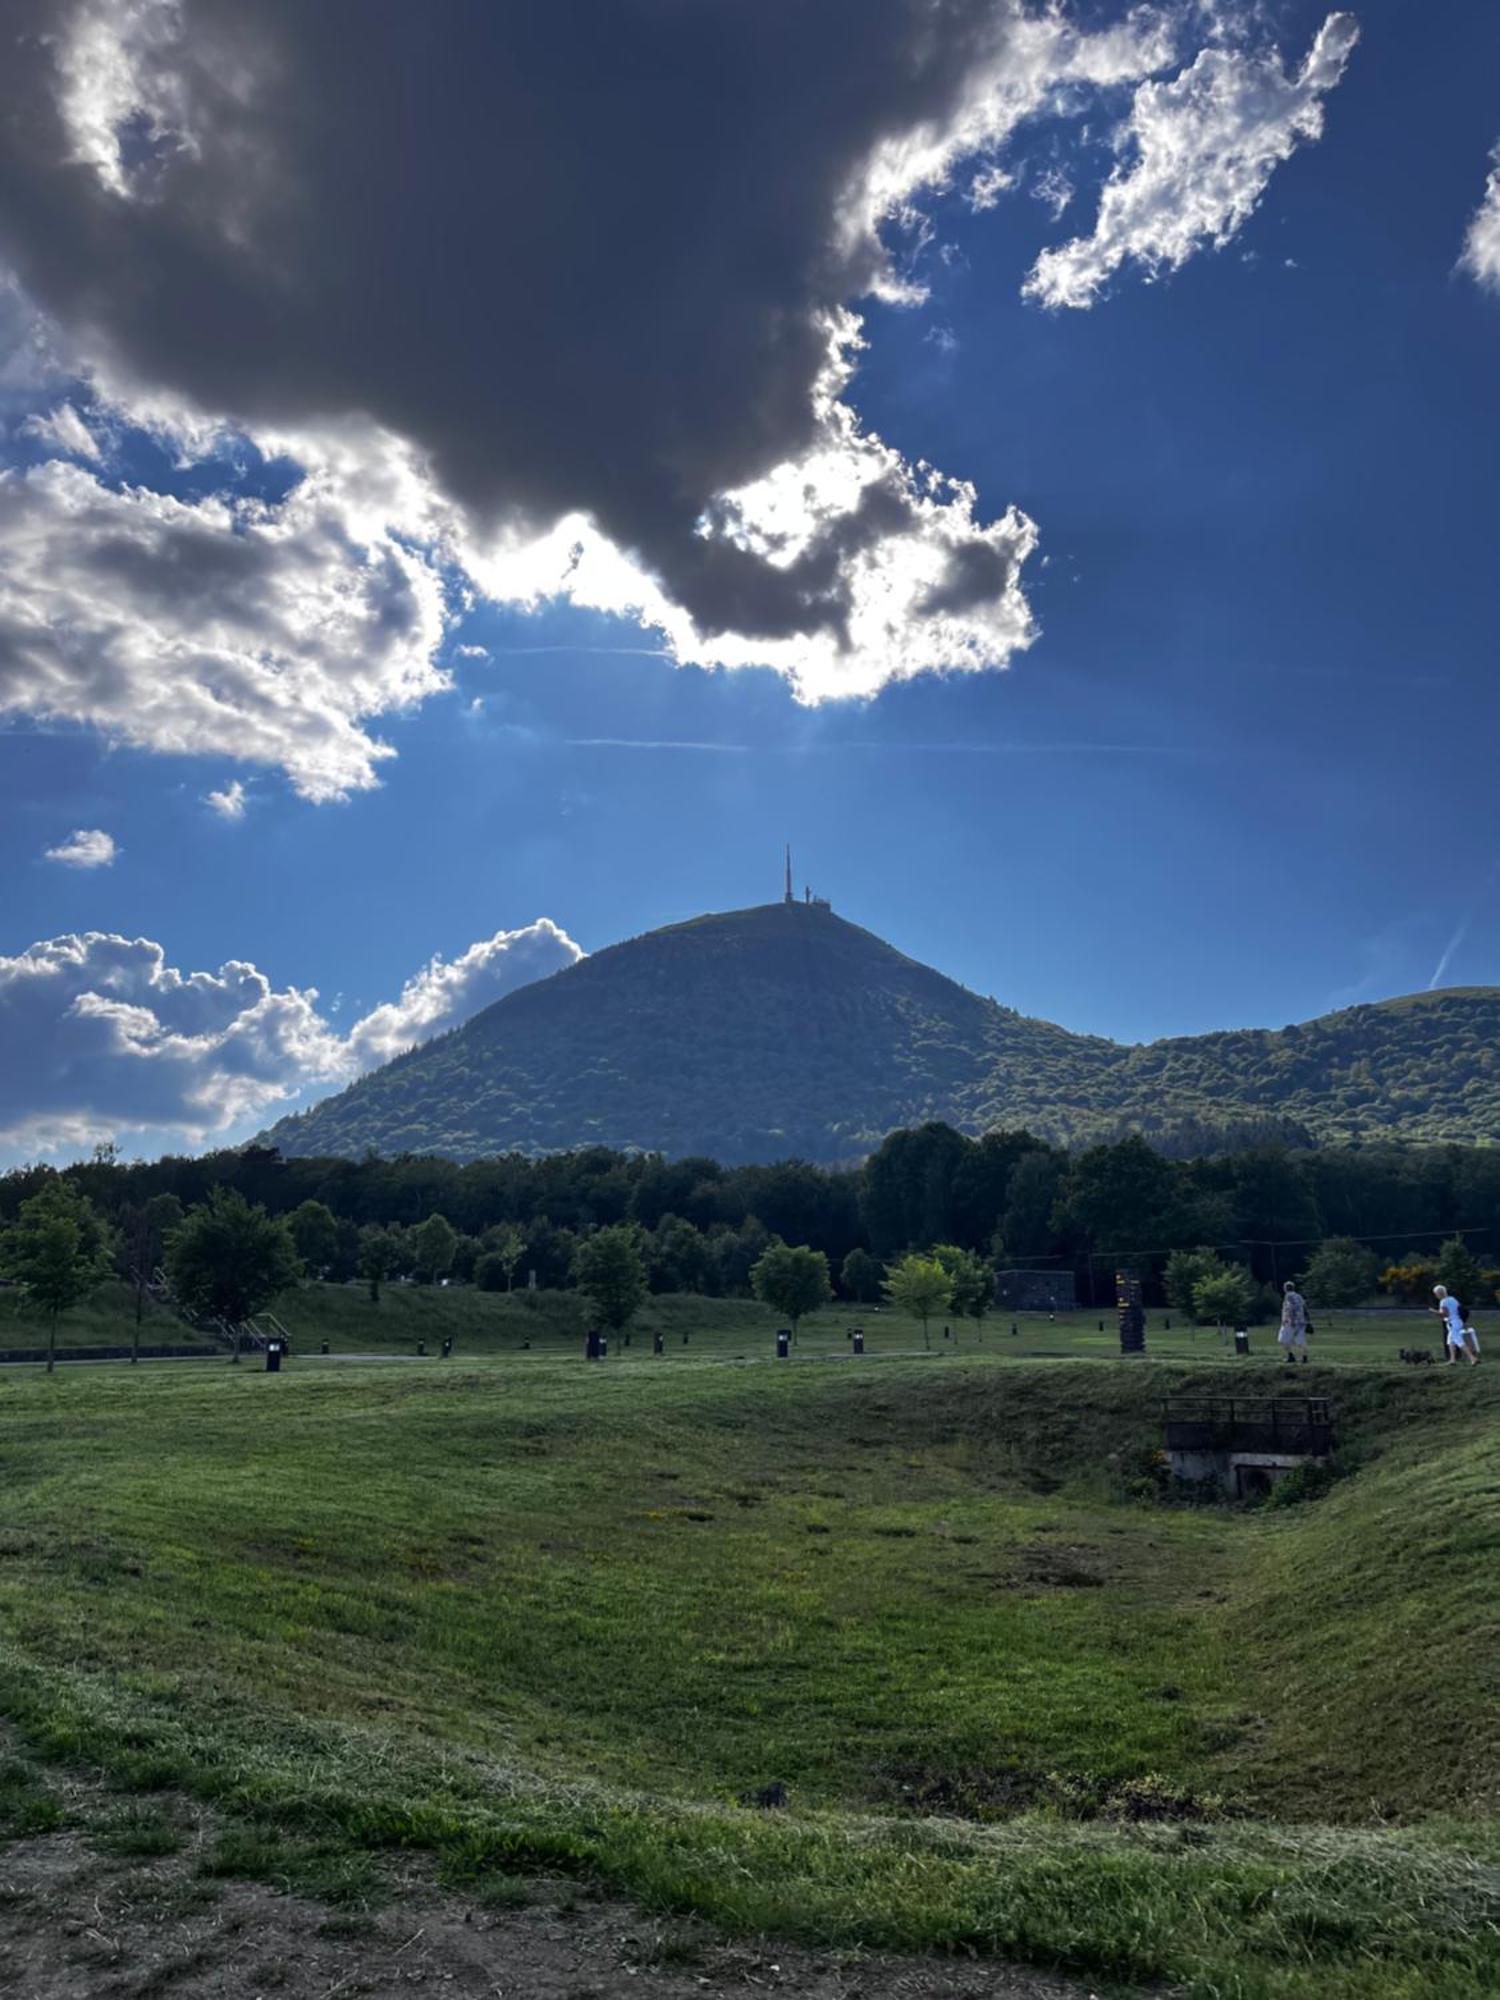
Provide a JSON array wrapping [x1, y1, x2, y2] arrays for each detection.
[[262, 902, 1500, 1162]]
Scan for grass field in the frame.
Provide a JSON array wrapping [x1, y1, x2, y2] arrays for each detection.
[[0, 1344, 1496, 1997], [0, 1273, 1458, 1371]]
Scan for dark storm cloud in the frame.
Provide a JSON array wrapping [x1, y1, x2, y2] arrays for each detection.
[[0, 0, 1077, 644]]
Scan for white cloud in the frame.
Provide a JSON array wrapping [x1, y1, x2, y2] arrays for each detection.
[[0, 919, 583, 1160], [463, 317, 1038, 703], [44, 827, 119, 868], [0, 450, 450, 800], [204, 780, 247, 820], [21, 401, 100, 460], [345, 920, 583, 1067], [0, 4, 1354, 788], [1024, 13, 1359, 310], [1458, 142, 1500, 295]]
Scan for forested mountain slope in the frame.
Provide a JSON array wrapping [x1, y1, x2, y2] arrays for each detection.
[[261, 904, 1500, 1163]]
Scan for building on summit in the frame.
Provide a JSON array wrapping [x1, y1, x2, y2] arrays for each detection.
[[784, 845, 831, 911]]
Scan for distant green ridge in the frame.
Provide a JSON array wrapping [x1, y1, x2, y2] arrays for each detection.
[[261, 901, 1500, 1162]]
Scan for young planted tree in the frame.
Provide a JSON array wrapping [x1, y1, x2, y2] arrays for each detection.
[[357, 1223, 405, 1304], [1164, 1247, 1227, 1320], [121, 1191, 184, 1357], [287, 1199, 340, 1279], [164, 1189, 301, 1359], [481, 1221, 528, 1292], [1, 1179, 116, 1374], [574, 1225, 647, 1334], [932, 1243, 992, 1328], [409, 1212, 459, 1285], [750, 1240, 832, 1342], [1302, 1237, 1380, 1310], [1192, 1267, 1255, 1333], [882, 1253, 952, 1349]]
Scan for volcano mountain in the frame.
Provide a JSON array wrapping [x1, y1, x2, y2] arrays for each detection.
[[261, 901, 1500, 1163]]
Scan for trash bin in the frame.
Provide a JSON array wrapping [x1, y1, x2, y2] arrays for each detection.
[[776, 1329, 790, 1359], [265, 1340, 282, 1374], [1234, 1327, 1250, 1356]]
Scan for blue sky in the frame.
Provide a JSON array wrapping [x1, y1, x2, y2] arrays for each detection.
[[1, 0, 1497, 1161]]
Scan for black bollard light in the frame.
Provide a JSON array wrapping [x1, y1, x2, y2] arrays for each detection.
[[653, 1330, 664, 1355], [585, 1330, 601, 1361], [265, 1339, 282, 1374], [1011, 1322, 1018, 1338], [320, 1340, 329, 1355], [852, 1329, 865, 1355], [417, 1341, 426, 1357], [776, 1329, 790, 1359], [441, 1336, 453, 1359], [683, 1332, 689, 1345]]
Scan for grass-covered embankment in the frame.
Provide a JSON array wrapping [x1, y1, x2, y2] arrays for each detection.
[[0, 1354, 1495, 1996]]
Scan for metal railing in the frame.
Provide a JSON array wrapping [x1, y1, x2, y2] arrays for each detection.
[[1163, 1396, 1333, 1456]]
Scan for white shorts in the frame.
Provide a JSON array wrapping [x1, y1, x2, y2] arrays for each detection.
[[1449, 1329, 1473, 1351]]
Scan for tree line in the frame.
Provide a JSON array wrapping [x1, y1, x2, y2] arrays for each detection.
[[4, 1124, 1499, 1367]]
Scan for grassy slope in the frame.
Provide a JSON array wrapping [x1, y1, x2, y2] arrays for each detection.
[[0, 1354, 1495, 1996]]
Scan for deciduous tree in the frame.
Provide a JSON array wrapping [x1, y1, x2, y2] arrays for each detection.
[[1164, 1247, 1226, 1318], [1302, 1237, 1379, 1310], [357, 1223, 405, 1303], [574, 1225, 647, 1333], [840, 1246, 882, 1303], [481, 1221, 527, 1291], [1, 1178, 115, 1373], [1434, 1235, 1484, 1309], [882, 1253, 951, 1349], [163, 1189, 300, 1351], [750, 1240, 831, 1339], [288, 1199, 340, 1278], [931, 1243, 991, 1323], [1192, 1267, 1254, 1330], [410, 1212, 458, 1285]]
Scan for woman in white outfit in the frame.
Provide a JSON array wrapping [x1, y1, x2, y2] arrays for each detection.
[[1278, 1280, 1308, 1364], [1433, 1285, 1476, 1366]]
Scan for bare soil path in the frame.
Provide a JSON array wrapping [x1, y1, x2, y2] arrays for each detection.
[[0, 1819, 1109, 2000]]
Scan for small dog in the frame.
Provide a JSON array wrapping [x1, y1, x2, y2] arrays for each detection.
[[1399, 1347, 1436, 1367]]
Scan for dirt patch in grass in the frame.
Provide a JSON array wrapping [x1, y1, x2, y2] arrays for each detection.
[[0, 1819, 1098, 2000]]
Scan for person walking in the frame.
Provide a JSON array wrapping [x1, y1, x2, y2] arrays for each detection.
[[1433, 1285, 1473, 1366], [1278, 1279, 1308, 1364]]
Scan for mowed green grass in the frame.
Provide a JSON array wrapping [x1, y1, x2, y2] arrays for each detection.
[[1, 1271, 1454, 1371], [0, 1353, 1496, 1998]]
